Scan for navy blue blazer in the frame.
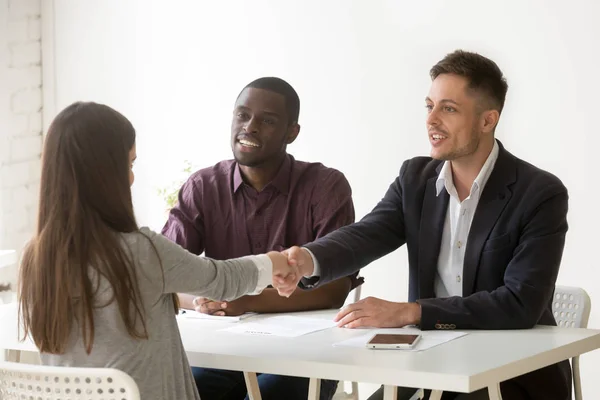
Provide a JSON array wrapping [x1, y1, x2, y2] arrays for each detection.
[[304, 141, 572, 399]]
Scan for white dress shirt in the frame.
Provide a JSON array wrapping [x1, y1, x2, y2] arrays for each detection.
[[304, 140, 500, 295], [434, 140, 499, 297]]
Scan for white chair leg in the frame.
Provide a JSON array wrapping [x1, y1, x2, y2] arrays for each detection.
[[488, 383, 503, 400], [383, 385, 398, 400], [572, 356, 582, 400], [429, 390, 443, 400], [308, 378, 322, 400], [332, 380, 359, 400], [408, 388, 424, 400], [243, 372, 262, 400], [350, 381, 359, 400]]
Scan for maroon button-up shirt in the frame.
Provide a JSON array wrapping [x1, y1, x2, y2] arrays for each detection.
[[161, 154, 363, 288]]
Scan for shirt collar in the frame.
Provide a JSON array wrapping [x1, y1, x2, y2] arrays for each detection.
[[435, 139, 500, 198], [435, 159, 455, 197], [233, 154, 292, 195]]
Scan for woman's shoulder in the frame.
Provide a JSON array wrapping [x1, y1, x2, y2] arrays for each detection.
[[122, 227, 180, 258], [120, 227, 161, 257], [121, 227, 158, 241]]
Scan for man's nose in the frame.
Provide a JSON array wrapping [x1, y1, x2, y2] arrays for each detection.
[[244, 117, 259, 133], [426, 108, 440, 127]]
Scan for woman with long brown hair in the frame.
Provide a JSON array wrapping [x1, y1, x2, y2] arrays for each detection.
[[18, 101, 293, 400]]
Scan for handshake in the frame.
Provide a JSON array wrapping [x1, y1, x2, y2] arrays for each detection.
[[266, 246, 315, 298]]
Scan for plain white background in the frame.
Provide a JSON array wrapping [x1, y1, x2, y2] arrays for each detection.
[[45, 0, 600, 398]]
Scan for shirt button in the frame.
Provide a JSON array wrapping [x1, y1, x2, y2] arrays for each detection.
[[456, 275, 461, 283], [457, 241, 462, 248]]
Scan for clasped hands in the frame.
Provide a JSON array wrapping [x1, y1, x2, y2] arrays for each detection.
[[191, 247, 311, 316], [192, 246, 421, 328]]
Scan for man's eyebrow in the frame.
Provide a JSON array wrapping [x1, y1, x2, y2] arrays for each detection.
[[235, 106, 281, 118], [262, 110, 281, 117], [425, 97, 461, 106]]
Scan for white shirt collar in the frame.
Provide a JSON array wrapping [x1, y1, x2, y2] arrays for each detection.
[[435, 139, 500, 198]]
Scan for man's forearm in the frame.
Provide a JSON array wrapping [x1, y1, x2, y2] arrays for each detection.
[[244, 277, 353, 313]]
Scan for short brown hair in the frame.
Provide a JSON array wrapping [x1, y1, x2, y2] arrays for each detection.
[[430, 50, 508, 113]]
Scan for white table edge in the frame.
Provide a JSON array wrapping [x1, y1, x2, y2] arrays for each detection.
[[3, 305, 600, 395], [185, 351, 473, 393], [468, 330, 600, 392], [184, 328, 600, 393]]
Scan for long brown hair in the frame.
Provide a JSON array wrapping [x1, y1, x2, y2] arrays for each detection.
[[19, 102, 174, 355]]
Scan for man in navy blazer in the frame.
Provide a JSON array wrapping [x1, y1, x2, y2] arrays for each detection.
[[283, 50, 572, 400]]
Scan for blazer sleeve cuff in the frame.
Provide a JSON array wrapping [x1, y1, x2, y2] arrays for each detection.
[[416, 298, 441, 331]]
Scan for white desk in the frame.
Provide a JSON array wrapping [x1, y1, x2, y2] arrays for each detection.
[[0, 250, 16, 269], [1, 304, 599, 400]]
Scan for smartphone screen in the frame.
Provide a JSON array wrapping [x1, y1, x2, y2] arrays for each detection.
[[368, 334, 420, 345]]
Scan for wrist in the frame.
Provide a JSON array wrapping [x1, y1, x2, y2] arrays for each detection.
[[178, 293, 196, 310], [412, 302, 422, 325], [300, 248, 315, 277], [232, 296, 250, 313], [266, 251, 279, 263]]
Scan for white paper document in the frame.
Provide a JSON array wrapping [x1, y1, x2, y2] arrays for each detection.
[[333, 328, 467, 352], [220, 315, 337, 337], [178, 309, 258, 322]]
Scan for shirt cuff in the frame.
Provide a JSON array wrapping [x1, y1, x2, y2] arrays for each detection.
[[302, 247, 321, 277], [248, 254, 273, 295]]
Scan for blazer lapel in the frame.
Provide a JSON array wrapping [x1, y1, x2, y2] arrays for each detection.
[[462, 146, 516, 296], [418, 171, 449, 299]]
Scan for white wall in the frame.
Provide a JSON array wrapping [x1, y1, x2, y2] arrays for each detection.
[[41, 0, 600, 398], [0, 0, 43, 288]]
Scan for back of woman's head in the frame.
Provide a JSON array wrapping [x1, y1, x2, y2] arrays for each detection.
[[19, 101, 147, 354], [41, 102, 137, 232]]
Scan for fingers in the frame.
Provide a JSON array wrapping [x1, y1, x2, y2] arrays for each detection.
[[273, 274, 300, 298], [269, 248, 314, 298], [282, 246, 303, 267], [193, 297, 227, 315], [273, 274, 296, 288], [334, 302, 360, 322], [268, 251, 297, 280], [341, 317, 370, 329], [335, 306, 364, 327], [268, 251, 301, 298], [192, 297, 207, 307], [196, 304, 226, 315], [203, 310, 226, 316]]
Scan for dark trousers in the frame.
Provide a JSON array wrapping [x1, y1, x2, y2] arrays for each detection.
[[367, 382, 530, 400], [192, 366, 339, 400]]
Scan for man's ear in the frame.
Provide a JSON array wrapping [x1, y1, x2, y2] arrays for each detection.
[[286, 123, 300, 144], [481, 110, 500, 134]]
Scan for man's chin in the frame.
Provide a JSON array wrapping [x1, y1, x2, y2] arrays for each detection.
[[234, 154, 262, 168], [430, 150, 450, 161]]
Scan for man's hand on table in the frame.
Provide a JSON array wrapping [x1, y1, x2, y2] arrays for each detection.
[[192, 296, 248, 317], [334, 297, 422, 328]]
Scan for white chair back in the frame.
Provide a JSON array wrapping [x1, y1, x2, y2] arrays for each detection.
[[0, 361, 140, 400], [552, 286, 591, 329], [552, 285, 592, 400]]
